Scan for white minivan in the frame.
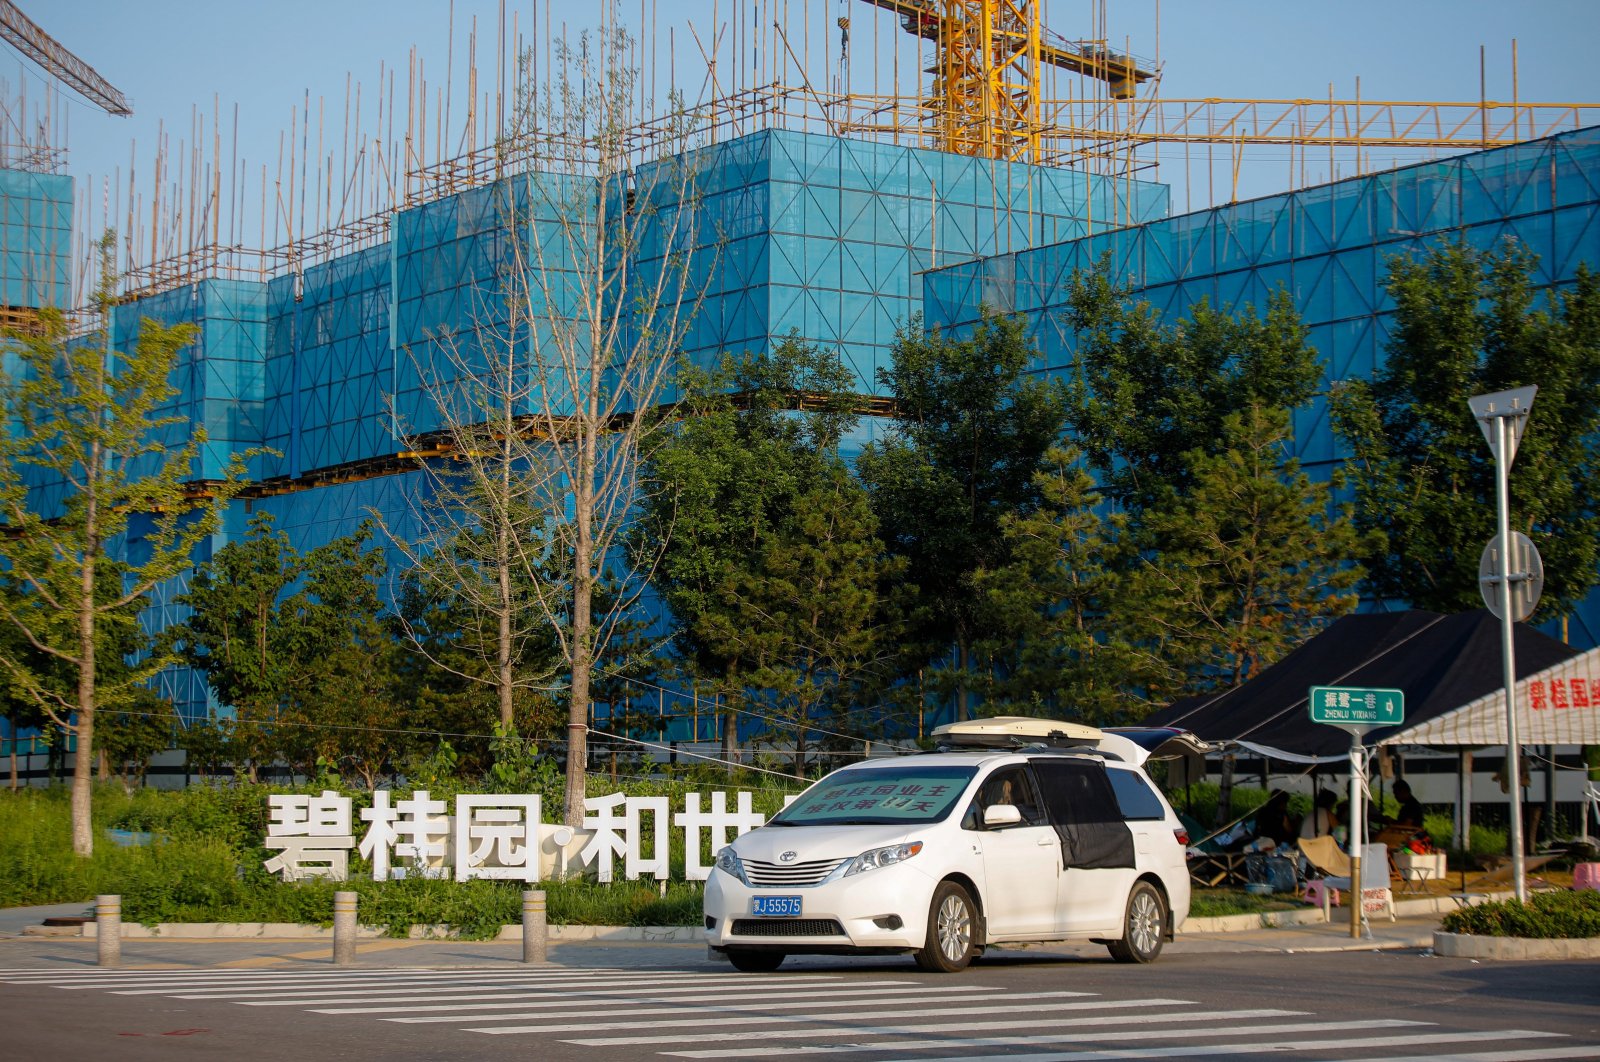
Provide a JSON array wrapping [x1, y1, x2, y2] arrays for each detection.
[[704, 718, 1198, 973]]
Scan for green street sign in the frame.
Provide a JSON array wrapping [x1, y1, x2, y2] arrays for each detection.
[[1309, 686, 1405, 728]]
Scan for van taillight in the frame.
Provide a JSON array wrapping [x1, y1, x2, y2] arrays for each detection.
[[1174, 829, 1189, 847]]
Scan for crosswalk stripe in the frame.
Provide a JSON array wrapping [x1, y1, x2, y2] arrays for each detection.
[[1332, 1049, 1596, 1062], [316, 981, 1006, 1015], [897, 1030, 1566, 1062], [555, 1007, 1305, 1047], [361, 984, 1009, 1021], [661, 1019, 1433, 1059], [382, 987, 1094, 1025], [146, 972, 854, 1000], [0, 967, 631, 989], [481, 996, 1201, 1038], [211, 974, 873, 1005]]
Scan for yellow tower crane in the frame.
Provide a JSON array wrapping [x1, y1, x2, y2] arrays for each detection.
[[0, 0, 131, 116], [861, 0, 1153, 162]]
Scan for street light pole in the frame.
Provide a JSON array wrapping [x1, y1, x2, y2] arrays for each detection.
[[1492, 412, 1527, 903], [1469, 385, 1538, 905]]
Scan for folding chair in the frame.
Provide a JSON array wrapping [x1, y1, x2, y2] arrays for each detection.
[[1298, 837, 1394, 920], [1298, 836, 1350, 907]]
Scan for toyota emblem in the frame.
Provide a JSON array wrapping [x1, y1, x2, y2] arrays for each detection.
[[779, 850, 798, 862]]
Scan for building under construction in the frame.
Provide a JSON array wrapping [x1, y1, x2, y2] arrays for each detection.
[[3, 1, 1599, 737]]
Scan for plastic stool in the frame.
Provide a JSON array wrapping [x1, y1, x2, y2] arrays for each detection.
[[1304, 879, 1342, 907], [1575, 862, 1600, 891]]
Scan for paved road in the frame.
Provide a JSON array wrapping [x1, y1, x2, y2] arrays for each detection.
[[2, 944, 1597, 1061]]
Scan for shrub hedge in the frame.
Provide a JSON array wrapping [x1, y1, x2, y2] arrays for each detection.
[[1441, 890, 1600, 939]]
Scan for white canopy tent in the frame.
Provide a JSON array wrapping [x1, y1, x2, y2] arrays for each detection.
[[1379, 647, 1600, 747], [1380, 646, 1599, 849]]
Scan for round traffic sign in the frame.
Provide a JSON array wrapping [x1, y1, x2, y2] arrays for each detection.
[[1479, 531, 1544, 622]]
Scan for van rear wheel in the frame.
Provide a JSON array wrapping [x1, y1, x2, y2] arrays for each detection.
[[1107, 881, 1166, 964], [914, 881, 978, 973]]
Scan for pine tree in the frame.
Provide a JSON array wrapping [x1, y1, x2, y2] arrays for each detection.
[[1131, 406, 1369, 691]]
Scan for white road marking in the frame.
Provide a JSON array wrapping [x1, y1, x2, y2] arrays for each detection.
[[556, 1007, 1305, 1047], [314, 981, 1000, 1015], [367, 984, 1013, 1022], [483, 996, 1203, 1038], [898, 1029, 1566, 1062], [166, 973, 856, 1000], [659, 1019, 1433, 1058]]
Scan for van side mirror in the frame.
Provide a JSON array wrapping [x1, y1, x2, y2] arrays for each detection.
[[983, 804, 1022, 827]]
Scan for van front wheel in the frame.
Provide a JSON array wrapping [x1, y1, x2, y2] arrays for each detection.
[[914, 881, 978, 973]]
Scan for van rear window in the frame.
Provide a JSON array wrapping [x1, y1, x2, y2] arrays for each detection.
[[1106, 768, 1167, 821]]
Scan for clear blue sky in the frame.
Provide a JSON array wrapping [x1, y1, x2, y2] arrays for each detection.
[[20, 0, 1600, 265]]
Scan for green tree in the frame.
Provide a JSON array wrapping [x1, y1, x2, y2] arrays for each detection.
[[857, 311, 1068, 721], [1131, 406, 1368, 692], [1330, 239, 1600, 617], [0, 600, 51, 789], [712, 462, 894, 774], [970, 446, 1158, 724], [97, 685, 173, 792], [639, 338, 890, 770], [281, 528, 412, 788], [171, 516, 417, 785], [0, 236, 250, 854], [166, 512, 303, 779], [1060, 256, 1322, 514]]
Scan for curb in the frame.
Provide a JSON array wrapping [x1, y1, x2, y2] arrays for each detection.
[[1179, 891, 1504, 935], [1432, 930, 1600, 960]]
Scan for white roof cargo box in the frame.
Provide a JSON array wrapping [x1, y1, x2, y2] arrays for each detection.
[[931, 716, 1209, 768], [931, 715, 1103, 747]]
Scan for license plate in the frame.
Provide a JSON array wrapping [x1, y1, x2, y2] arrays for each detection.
[[751, 895, 802, 917]]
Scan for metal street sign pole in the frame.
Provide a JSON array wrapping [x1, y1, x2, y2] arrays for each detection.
[[1309, 686, 1404, 937], [1348, 735, 1365, 939], [1470, 386, 1537, 904]]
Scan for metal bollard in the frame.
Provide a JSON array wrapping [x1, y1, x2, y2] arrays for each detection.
[[96, 894, 121, 967], [522, 889, 547, 964], [333, 891, 358, 966]]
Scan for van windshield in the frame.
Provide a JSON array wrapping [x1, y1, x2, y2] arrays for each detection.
[[770, 765, 977, 826]]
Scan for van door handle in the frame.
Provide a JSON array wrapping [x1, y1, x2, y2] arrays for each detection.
[[1037, 837, 1055, 846]]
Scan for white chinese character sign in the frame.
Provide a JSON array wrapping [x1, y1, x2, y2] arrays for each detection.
[[262, 790, 773, 883], [264, 791, 355, 881]]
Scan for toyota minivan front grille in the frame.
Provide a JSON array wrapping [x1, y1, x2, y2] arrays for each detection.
[[730, 918, 846, 937], [743, 856, 848, 887]]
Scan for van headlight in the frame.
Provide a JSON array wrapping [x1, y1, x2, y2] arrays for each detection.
[[713, 846, 749, 885], [843, 841, 923, 877]]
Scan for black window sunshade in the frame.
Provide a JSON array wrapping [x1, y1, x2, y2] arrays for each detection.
[[1031, 758, 1136, 870]]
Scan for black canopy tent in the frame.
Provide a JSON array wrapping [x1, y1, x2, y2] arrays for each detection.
[[1143, 610, 1581, 763]]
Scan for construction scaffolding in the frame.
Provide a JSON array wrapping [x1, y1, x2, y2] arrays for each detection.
[[5, 0, 1571, 308]]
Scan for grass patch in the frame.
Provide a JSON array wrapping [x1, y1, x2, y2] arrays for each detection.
[[1188, 887, 1301, 919]]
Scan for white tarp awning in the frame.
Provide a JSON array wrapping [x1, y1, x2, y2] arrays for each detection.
[[1380, 646, 1600, 747]]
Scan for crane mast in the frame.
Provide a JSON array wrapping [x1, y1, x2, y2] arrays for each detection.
[[861, 0, 1153, 161]]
